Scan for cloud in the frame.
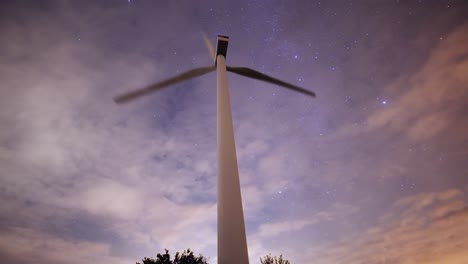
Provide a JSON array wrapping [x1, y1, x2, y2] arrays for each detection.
[[256, 202, 359, 239], [73, 179, 144, 219], [364, 23, 468, 142], [395, 188, 461, 211], [430, 200, 465, 219], [258, 214, 330, 237], [332, 22, 468, 144], [0, 227, 131, 264], [306, 188, 468, 264], [0, 3, 220, 261]]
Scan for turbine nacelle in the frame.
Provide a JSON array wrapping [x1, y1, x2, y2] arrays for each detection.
[[216, 35, 229, 63]]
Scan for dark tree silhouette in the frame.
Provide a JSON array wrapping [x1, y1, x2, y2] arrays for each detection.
[[136, 249, 208, 264], [260, 253, 291, 264]]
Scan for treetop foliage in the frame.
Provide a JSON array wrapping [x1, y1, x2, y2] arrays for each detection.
[[137, 249, 291, 264], [260, 253, 291, 264], [136, 249, 208, 264]]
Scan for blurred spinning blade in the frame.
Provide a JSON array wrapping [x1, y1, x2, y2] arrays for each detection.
[[202, 32, 216, 62], [226, 66, 316, 97], [114, 66, 216, 104]]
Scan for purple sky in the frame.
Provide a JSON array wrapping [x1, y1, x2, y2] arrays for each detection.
[[1, 1, 467, 263]]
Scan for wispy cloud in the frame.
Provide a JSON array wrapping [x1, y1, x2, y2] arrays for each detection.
[[309, 187, 468, 264], [338, 22, 468, 143], [0, 227, 131, 264]]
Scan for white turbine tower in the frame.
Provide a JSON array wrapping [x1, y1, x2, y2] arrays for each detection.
[[114, 35, 316, 264]]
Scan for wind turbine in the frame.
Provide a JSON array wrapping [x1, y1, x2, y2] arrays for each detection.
[[114, 35, 315, 264]]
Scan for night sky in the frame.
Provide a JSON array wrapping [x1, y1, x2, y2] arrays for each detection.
[[1, 1, 468, 263]]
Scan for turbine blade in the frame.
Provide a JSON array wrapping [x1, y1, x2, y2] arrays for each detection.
[[114, 66, 215, 104], [226, 66, 316, 97], [202, 32, 216, 62]]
